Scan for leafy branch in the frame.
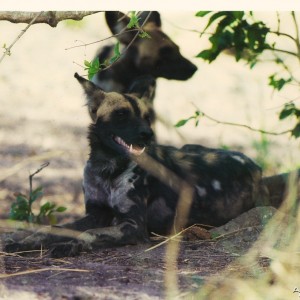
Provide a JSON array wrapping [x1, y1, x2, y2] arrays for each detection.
[[195, 11, 300, 138], [175, 104, 300, 138], [76, 11, 152, 79]]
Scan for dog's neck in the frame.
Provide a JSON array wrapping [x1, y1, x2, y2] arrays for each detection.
[[87, 128, 133, 179]]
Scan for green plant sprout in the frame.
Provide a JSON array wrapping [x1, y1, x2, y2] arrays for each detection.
[[9, 162, 66, 225]]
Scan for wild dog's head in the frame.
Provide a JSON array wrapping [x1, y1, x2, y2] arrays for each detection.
[[105, 11, 197, 80], [75, 73, 155, 157]]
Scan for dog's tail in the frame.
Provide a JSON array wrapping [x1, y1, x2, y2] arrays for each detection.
[[262, 169, 300, 208]]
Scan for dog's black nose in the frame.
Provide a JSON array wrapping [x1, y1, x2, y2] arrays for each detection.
[[139, 128, 154, 141]]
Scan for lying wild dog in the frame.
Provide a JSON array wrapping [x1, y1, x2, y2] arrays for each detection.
[[6, 73, 298, 258], [92, 11, 197, 96]]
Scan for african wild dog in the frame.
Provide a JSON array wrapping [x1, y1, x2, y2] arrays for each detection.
[[92, 11, 197, 96], [5, 74, 272, 257]]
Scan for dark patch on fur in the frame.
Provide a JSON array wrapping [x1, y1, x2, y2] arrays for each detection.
[[123, 94, 141, 117]]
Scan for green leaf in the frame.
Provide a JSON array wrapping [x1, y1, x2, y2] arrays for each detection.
[[139, 31, 151, 39], [109, 42, 121, 64], [127, 11, 140, 29], [269, 75, 292, 91], [196, 11, 211, 17], [56, 206, 67, 213], [203, 11, 231, 34], [175, 118, 193, 128], [84, 60, 90, 67], [291, 123, 300, 138], [279, 103, 296, 120], [113, 41, 120, 56], [9, 195, 30, 221], [232, 11, 244, 19], [196, 49, 218, 63], [85, 57, 101, 80], [30, 186, 43, 204], [39, 201, 55, 216]]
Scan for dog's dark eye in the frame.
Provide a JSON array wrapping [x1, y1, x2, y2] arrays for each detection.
[[114, 109, 130, 119], [91, 108, 97, 114], [144, 113, 152, 125], [159, 46, 174, 57]]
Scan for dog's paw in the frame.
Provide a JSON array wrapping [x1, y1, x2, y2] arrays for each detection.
[[4, 242, 24, 253], [48, 240, 89, 258], [3, 231, 34, 253]]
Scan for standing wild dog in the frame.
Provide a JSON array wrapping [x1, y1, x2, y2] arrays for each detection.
[[92, 11, 197, 96], [5, 74, 274, 257]]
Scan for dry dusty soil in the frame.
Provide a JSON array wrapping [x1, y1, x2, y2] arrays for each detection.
[[0, 206, 276, 299]]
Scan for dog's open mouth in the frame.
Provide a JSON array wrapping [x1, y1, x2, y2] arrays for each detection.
[[113, 136, 146, 156]]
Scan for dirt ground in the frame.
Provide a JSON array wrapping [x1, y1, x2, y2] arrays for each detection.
[[1, 240, 237, 299], [0, 12, 299, 299], [0, 206, 275, 299]]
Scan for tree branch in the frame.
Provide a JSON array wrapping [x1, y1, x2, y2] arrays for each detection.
[[269, 47, 299, 58], [0, 11, 43, 64], [183, 103, 294, 137], [0, 11, 100, 27], [201, 111, 292, 136], [291, 11, 300, 62]]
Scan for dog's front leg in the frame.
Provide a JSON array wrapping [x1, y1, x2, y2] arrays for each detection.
[[79, 217, 148, 249], [79, 199, 149, 251]]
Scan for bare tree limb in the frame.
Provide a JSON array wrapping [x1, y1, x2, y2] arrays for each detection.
[[0, 11, 43, 64], [0, 11, 100, 27]]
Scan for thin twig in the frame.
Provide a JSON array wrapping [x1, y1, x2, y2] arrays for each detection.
[[65, 29, 140, 50], [0, 11, 43, 64], [291, 11, 300, 62], [269, 31, 297, 43], [276, 11, 281, 34], [0, 267, 89, 279], [27, 162, 49, 219], [269, 47, 299, 58], [202, 112, 292, 136], [145, 224, 198, 252], [29, 162, 50, 197], [272, 52, 300, 85], [190, 103, 292, 136]]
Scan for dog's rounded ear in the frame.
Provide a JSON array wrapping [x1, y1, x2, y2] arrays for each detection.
[[105, 11, 161, 44], [74, 73, 106, 122], [105, 11, 136, 45], [139, 11, 161, 28], [74, 73, 104, 95]]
